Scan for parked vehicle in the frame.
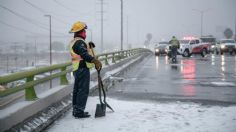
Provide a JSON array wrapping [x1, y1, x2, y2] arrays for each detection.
[[154, 41, 169, 56], [200, 36, 217, 54], [217, 39, 236, 55], [178, 37, 211, 57]]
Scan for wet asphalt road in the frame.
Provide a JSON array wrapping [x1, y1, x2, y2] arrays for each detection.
[[108, 53, 236, 105]]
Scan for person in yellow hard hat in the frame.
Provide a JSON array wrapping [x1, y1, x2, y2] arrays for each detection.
[[69, 21, 102, 118]]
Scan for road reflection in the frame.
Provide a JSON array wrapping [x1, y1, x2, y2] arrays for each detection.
[[155, 56, 159, 70], [211, 54, 215, 65], [165, 56, 168, 64], [180, 59, 196, 96], [235, 56, 236, 73], [221, 55, 225, 81], [155, 56, 171, 70]]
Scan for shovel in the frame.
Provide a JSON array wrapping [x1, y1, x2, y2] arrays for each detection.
[[95, 70, 114, 118]]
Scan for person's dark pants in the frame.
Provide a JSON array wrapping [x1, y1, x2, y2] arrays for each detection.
[[171, 46, 178, 57], [72, 67, 90, 115]]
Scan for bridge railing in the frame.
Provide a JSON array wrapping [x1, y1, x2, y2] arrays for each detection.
[[0, 48, 150, 100]]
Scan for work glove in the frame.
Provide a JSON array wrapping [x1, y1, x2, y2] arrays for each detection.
[[91, 59, 102, 71], [88, 41, 95, 48]]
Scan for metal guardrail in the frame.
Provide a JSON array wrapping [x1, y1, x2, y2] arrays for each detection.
[[0, 48, 150, 100]]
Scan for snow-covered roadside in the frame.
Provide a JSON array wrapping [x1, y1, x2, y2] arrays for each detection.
[[48, 97, 236, 132]]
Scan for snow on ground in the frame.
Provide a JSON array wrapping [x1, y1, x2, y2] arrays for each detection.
[[48, 97, 236, 132]]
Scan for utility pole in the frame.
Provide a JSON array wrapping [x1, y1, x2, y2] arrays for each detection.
[[96, 0, 109, 52], [44, 15, 52, 66], [126, 16, 129, 48], [34, 37, 37, 66], [44, 14, 52, 88], [121, 0, 123, 50], [13, 42, 18, 71], [101, 0, 104, 53], [192, 9, 210, 37], [235, 16, 236, 41], [6, 55, 9, 73]]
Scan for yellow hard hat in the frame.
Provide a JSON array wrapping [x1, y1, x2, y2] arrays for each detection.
[[69, 21, 87, 33]]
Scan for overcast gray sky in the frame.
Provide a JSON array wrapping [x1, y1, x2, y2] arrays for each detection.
[[0, 0, 236, 51]]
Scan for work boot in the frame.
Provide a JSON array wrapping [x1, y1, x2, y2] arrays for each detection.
[[73, 111, 89, 116], [74, 112, 91, 119]]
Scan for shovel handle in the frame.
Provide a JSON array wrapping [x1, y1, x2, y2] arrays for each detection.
[[97, 70, 103, 104]]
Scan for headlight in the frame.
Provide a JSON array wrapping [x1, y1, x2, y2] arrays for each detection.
[[211, 45, 215, 48], [220, 45, 225, 49], [155, 49, 159, 52], [165, 49, 168, 52]]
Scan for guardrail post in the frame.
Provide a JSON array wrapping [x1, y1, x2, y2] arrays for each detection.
[[121, 51, 125, 59], [112, 53, 116, 63], [132, 49, 134, 55], [115, 52, 120, 61], [105, 55, 109, 65], [60, 67, 69, 85], [120, 51, 123, 59], [25, 76, 37, 101]]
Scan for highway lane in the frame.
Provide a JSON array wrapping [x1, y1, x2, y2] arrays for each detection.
[[108, 54, 236, 105]]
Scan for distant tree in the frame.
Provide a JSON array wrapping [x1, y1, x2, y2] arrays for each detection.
[[144, 33, 153, 48], [223, 28, 233, 39], [146, 33, 152, 41], [52, 41, 65, 51]]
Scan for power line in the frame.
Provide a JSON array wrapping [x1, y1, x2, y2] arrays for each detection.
[[26, 35, 71, 38], [53, 0, 93, 16], [53, 0, 76, 14], [0, 4, 48, 29], [0, 20, 43, 35], [24, 0, 68, 25], [24, 0, 46, 13], [0, 4, 65, 35]]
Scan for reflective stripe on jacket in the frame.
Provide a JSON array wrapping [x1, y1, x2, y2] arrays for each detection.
[[69, 37, 94, 71]]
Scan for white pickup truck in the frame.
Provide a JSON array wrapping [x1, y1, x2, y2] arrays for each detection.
[[178, 37, 211, 57]]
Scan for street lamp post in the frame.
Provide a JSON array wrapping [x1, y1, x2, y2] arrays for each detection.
[[6, 55, 9, 73], [192, 9, 210, 37], [121, 0, 123, 50], [44, 14, 52, 88], [126, 15, 129, 48], [34, 37, 37, 66], [13, 42, 18, 71], [101, 0, 104, 53], [235, 16, 236, 41]]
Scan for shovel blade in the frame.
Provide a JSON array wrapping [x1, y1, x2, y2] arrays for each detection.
[[95, 103, 106, 118]]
